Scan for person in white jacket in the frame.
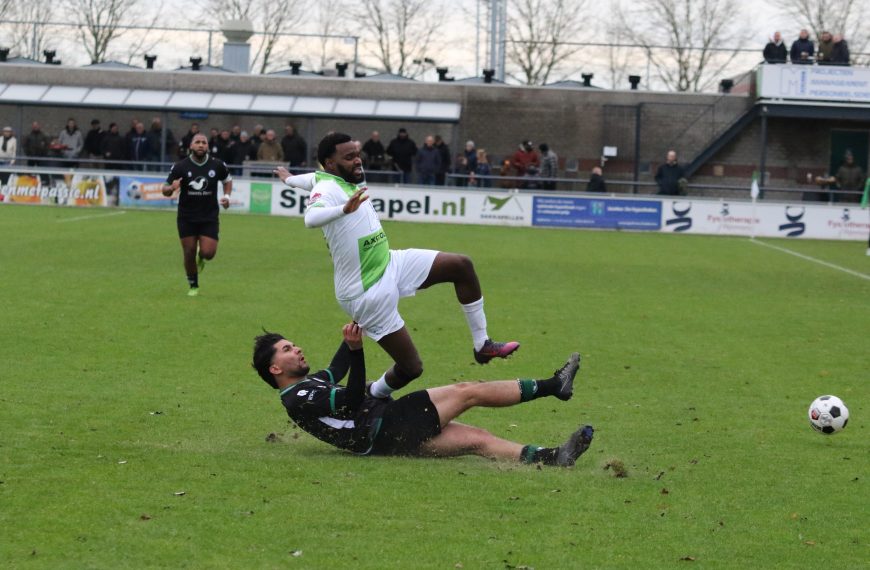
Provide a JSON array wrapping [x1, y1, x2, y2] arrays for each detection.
[[0, 126, 17, 166]]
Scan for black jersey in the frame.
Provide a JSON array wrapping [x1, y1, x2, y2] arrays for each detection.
[[166, 154, 231, 221], [279, 345, 388, 454]]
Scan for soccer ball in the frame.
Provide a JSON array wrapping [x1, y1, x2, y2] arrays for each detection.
[[808, 395, 849, 435]]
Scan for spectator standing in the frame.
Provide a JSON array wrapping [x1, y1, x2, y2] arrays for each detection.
[[434, 135, 451, 186], [1, 126, 18, 166], [231, 130, 257, 175], [208, 128, 220, 150], [415, 135, 441, 185], [128, 122, 150, 171], [831, 34, 850, 65], [655, 150, 686, 195], [281, 124, 308, 167], [763, 31, 788, 63], [457, 140, 477, 187], [23, 121, 50, 166], [473, 148, 491, 188], [179, 123, 200, 158], [256, 129, 284, 162], [833, 151, 864, 203], [57, 118, 83, 165], [538, 143, 559, 190], [0, 126, 16, 184], [125, 118, 141, 158], [587, 166, 606, 193], [817, 31, 834, 63], [362, 130, 385, 169], [212, 129, 235, 165], [145, 117, 176, 167], [230, 125, 242, 144], [83, 119, 105, 166], [362, 130, 386, 182], [789, 29, 814, 64], [100, 123, 125, 169], [386, 128, 417, 184], [511, 140, 540, 187]]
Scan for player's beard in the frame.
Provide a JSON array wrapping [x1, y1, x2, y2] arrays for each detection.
[[337, 162, 364, 184], [192, 149, 207, 161], [290, 364, 310, 377]]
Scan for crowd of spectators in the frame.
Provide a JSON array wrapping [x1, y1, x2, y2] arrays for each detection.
[[2, 117, 577, 189], [762, 29, 850, 65], [1, 117, 313, 175]]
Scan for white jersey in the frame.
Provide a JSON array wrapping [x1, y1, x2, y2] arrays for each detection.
[[305, 171, 389, 301]]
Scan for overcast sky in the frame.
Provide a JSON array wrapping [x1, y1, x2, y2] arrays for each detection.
[[5, 0, 803, 87]]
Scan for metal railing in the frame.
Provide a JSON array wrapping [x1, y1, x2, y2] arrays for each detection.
[[3, 157, 861, 205]]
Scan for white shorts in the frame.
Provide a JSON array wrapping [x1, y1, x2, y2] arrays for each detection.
[[338, 248, 439, 341]]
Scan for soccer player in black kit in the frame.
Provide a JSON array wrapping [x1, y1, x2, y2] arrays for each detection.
[[162, 133, 233, 296], [252, 322, 594, 466]]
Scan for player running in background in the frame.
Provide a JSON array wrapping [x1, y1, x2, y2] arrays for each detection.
[[252, 322, 593, 465], [162, 133, 232, 296], [273, 132, 519, 400]]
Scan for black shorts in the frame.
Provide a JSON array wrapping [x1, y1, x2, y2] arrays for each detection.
[[369, 391, 441, 456], [177, 218, 219, 240]]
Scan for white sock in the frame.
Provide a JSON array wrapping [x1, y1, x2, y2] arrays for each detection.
[[369, 374, 395, 398], [461, 297, 489, 351]]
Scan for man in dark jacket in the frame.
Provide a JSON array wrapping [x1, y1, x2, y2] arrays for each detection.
[[179, 123, 200, 158], [128, 121, 150, 171], [415, 135, 441, 185], [230, 130, 257, 175], [587, 166, 606, 193], [655, 150, 686, 196], [281, 124, 307, 167], [831, 34, 850, 65], [83, 119, 105, 166], [434, 135, 451, 186], [763, 31, 788, 63], [789, 29, 814, 64], [23, 121, 50, 166], [386, 128, 418, 184], [100, 123, 126, 170], [145, 117, 176, 168]]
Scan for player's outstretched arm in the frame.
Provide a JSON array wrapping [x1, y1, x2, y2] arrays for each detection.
[[334, 323, 367, 412], [274, 167, 316, 191]]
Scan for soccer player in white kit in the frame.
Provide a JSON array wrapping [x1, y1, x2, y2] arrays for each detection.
[[274, 133, 519, 399]]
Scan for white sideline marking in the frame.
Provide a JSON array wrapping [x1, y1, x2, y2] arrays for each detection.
[[57, 211, 127, 223], [749, 238, 870, 281]]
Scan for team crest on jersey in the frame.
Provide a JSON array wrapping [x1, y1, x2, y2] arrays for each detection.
[[189, 176, 208, 190], [208, 169, 216, 178], [309, 192, 322, 203], [187, 171, 192, 177]]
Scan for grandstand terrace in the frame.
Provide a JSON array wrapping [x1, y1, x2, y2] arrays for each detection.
[[1, 57, 869, 200]]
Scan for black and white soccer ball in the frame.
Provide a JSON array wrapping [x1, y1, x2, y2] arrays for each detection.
[[808, 395, 849, 435]]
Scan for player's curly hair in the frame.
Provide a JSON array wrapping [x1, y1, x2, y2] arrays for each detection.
[[252, 331, 286, 389], [317, 132, 352, 166]]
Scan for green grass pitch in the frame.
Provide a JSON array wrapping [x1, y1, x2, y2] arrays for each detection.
[[1, 204, 867, 568]]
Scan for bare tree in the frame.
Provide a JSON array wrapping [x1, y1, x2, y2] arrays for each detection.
[[203, 0, 306, 74], [354, 0, 442, 77], [62, 0, 144, 63], [619, 0, 752, 92], [604, 1, 636, 89], [505, 0, 587, 85], [310, 0, 350, 71], [4, 0, 52, 59], [774, 0, 870, 59]]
